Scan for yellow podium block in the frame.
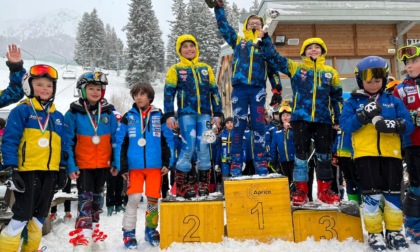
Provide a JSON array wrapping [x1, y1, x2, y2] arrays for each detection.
[[292, 202, 364, 242], [224, 175, 294, 242], [160, 196, 224, 249]]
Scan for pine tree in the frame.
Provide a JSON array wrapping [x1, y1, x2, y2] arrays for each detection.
[[230, 2, 241, 33], [103, 25, 124, 71], [125, 0, 165, 85], [186, 0, 223, 70], [250, 0, 260, 13], [74, 13, 90, 66], [166, 0, 188, 68]]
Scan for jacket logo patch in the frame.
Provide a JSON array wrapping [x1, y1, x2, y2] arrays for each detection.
[[180, 75, 187, 81], [201, 69, 208, 76], [408, 96, 415, 103], [55, 118, 62, 126], [101, 116, 109, 124], [179, 70, 187, 75], [325, 72, 332, 79], [300, 69, 307, 81]]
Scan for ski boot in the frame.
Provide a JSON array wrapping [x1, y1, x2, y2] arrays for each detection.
[[115, 205, 125, 213], [65, 212, 73, 220], [107, 206, 114, 216], [145, 226, 160, 246], [368, 233, 387, 251], [175, 169, 196, 199], [69, 228, 93, 252], [21, 218, 43, 252], [291, 181, 309, 206], [198, 170, 211, 197], [386, 230, 409, 250], [317, 180, 340, 205], [123, 229, 137, 249], [49, 213, 57, 221], [91, 223, 107, 251]]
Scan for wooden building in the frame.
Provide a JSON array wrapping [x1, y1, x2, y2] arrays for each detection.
[[216, 0, 420, 117]]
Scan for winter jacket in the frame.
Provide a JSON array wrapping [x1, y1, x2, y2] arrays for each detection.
[[2, 98, 66, 171], [64, 98, 117, 174], [332, 130, 353, 158], [214, 6, 281, 89], [164, 34, 223, 119], [114, 104, 170, 172], [340, 90, 414, 159], [392, 76, 420, 147], [270, 128, 295, 163], [262, 37, 343, 124], [0, 67, 25, 107]]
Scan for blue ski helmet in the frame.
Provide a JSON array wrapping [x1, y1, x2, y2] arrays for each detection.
[[354, 56, 389, 90]]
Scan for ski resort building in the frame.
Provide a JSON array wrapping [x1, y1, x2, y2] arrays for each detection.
[[216, 0, 420, 117]]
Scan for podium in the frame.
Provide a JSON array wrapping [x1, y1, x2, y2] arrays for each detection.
[[159, 195, 224, 249], [292, 202, 364, 242], [224, 175, 294, 242]]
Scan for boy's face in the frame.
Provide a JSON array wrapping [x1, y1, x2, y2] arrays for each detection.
[[246, 17, 262, 31], [281, 113, 291, 124], [363, 78, 383, 94], [133, 90, 150, 109], [405, 56, 420, 78], [225, 121, 233, 130], [32, 77, 53, 101], [85, 83, 102, 104], [180, 41, 196, 60], [305, 43, 322, 59]]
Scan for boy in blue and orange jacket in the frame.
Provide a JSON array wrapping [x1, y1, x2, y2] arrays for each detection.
[[65, 72, 118, 250]]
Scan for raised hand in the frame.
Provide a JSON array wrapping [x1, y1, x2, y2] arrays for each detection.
[[6, 44, 22, 63]]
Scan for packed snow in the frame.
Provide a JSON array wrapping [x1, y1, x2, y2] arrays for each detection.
[[0, 63, 419, 251]]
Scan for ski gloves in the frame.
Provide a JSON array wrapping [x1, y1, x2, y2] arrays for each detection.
[[4, 166, 25, 193], [205, 0, 223, 8], [357, 97, 406, 134], [270, 86, 283, 106]]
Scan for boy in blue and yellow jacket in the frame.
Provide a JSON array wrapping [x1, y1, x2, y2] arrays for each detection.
[[340, 56, 413, 251], [0, 64, 66, 252], [212, 3, 282, 177], [164, 34, 223, 199], [66, 72, 117, 250], [261, 35, 342, 206]]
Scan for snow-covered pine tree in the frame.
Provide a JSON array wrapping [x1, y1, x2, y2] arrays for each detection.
[[74, 13, 91, 67], [250, 0, 260, 13], [85, 9, 106, 68], [125, 0, 165, 85], [166, 0, 188, 69], [103, 25, 125, 71], [230, 2, 241, 33], [186, 0, 223, 70]]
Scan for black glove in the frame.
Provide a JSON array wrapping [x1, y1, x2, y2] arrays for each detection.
[[4, 166, 25, 193], [56, 167, 68, 190], [373, 116, 406, 134], [6, 60, 24, 73], [270, 86, 283, 106], [357, 98, 382, 124]]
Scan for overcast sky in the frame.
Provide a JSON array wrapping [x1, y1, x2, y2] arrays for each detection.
[[0, 0, 256, 46]]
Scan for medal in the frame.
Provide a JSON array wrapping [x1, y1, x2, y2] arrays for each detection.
[[38, 137, 49, 148], [138, 138, 146, 147], [92, 135, 100, 145]]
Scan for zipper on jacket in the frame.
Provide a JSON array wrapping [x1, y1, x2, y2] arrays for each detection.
[[191, 66, 201, 114], [21, 141, 26, 166], [181, 91, 184, 108], [284, 130, 289, 162], [311, 65, 317, 121], [233, 59, 238, 79], [248, 47, 255, 84], [376, 131, 382, 156]]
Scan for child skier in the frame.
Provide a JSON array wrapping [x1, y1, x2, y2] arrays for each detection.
[[66, 71, 118, 251], [340, 56, 413, 251], [0, 64, 67, 252], [393, 43, 420, 245], [164, 34, 223, 198], [114, 82, 170, 249]]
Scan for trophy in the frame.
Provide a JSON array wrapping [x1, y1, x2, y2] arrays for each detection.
[[255, 8, 281, 46], [205, 0, 221, 8]]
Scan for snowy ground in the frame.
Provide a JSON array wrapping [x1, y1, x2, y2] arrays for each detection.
[[1, 62, 419, 251]]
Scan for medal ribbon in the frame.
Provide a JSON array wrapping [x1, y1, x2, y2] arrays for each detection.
[[83, 101, 102, 136], [29, 99, 51, 134], [140, 108, 151, 137]]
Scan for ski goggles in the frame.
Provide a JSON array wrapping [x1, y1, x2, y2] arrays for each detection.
[[80, 72, 108, 85], [397, 46, 420, 61], [29, 65, 58, 80], [357, 68, 388, 81], [279, 106, 292, 113]]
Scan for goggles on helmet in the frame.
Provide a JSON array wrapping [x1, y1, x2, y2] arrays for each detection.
[[29, 65, 58, 80], [357, 68, 388, 81], [79, 72, 108, 85], [397, 46, 420, 61], [279, 105, 292, 113]]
